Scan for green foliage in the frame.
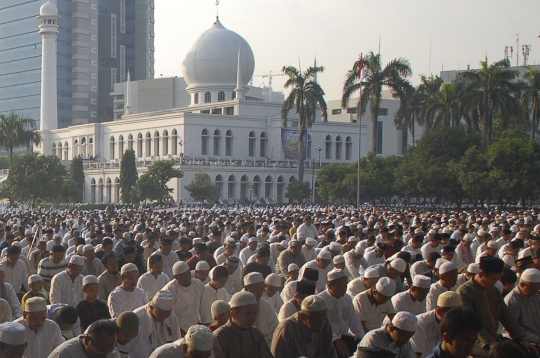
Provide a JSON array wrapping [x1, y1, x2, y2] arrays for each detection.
[[132, 160, 183, 202], [69, 156, 84, 202], [0, 111, 42, 163], [450, 146, 490, 203], [284, 178, 311, 203], [119, 149, 138, 203], [60, 179, 80, 202], [184, 171, 219, 202]]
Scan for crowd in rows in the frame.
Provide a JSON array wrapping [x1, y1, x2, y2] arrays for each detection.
[[0, 206, 536, 357]]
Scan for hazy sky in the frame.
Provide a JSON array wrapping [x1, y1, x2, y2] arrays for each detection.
[[154, 0, 540, 100]]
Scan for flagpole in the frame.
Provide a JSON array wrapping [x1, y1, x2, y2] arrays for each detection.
[[357, 53, 363, 209]]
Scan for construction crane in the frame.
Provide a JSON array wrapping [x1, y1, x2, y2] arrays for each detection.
[[250, 71, 286, 101]]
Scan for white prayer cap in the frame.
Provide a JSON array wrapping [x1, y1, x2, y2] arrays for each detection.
[[391, 311, 418, 332], [502, 255, 515, 267], [442, 227, 451, 234], [428, 229, 436, 235], [77, 246, 84, 255], [173, 261, 189, 275], [248, 237, 257, 243], [327, 269, 347, 282], [83, 244, 94, 252], [82, 275, 98, 286], [280, 240, 288, 248], [53, 233, 62, 240], [288, 263, 299, 272], [348, 236, 359, 242], [477, 229, 486, 236], [120, 263, 138, 275], [435, 258, 449, 269], [521, 268, 540, 283], [152, 291, 174, 310], [28, 274, 42, 285], [24, 297, 46, 312], [437, 291, 462, 308], [301, 295, 327, 312], [265, 273, 281, 287], [239, 236, 249, 243], [354, 245, 365, 256], [160, 227, 167, 233], [180, 227, 187, 233], [24, 229, 32, 236], [193, 238, 203, 245], [333, 255, 345, 265], [518, 250, 530, 260], [123, 232, 131, 239], [305, 238, 317, 246], [69, 255, 84, 266], [329, 242, 342, 252], [463, 233, 474, 242], [413, 275, 431, 289], [439, 262, 457, 275], [467, 263, 480, 274], [364, 267, 380, 279], [487, 241, 498, 249], [389, 258, 406, 273], [375, 277, 396, 297], [229, 291, 257, 308], [490, 226, 499, 232], [243, 272, 264, 286], [0, 322, 26, 345], [184, 325, 214, 351], [414, 228, 423, 234], [189, 231, 197, 236], [317, 251, 331, 260], [211, 300, 230, 318], [196, 261, 210, 271]]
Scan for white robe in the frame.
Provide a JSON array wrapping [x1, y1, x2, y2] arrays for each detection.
[[353, 290, 395, 332], [358, 327, 416, 358], [254, 297, 279, 342], [278, 299, 300, 322], [151, 251, 179, 280], [49, 336, 121, 358], [137, 272, 171, 301], [14, 318, 65, 358], [107, 286, 148, 318], [223, 264, 243, 295], [364, 250, 385, 267], [1, 259, 29, 293], [319, 289, 365, 341], [50, 271, 84, 306], [199, 283, 230, 325], [301, 246, 317, 262], [298, 260, 331, 293], [425, 282, 455, 311], [391, 290, 426, 315], [347, 277, 368, 297], [149, 338, 216, 358], [163, 278, 204, 332], [262, 291, 284, 315], [239, 247, 257, 266], [0, 283, 22, 319], [410, 310, 441, 358], [134, 304, 181, 353], [344, 251, 368, 279]]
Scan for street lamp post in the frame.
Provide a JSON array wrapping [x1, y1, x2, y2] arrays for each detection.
[[313, 145, 322, 204]]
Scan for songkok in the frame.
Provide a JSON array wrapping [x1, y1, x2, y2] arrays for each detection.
[[515, 255, 534, 268], [376, 243, 388, 251], [413, 275, 431, 289], [152, 291, 174, 311], [317, 250, 331, 260], [302, 268, 319, 281], [301, 295, 327, 312], [211, 300, 230, 318], [375, 277, 396, 297], [327, 269, 347, 282], [355, 246, 365, 256], [82, 275, 98, 286], [290, 240, 303, 248], [467, 263, 480, 274], [305, 238, 317, 246], [364, 267, 380, 279], [196, 261, 210, 271], [356, 347, 396, 358], [280, 240, 288, 248], [244, 272, 264, 286], [435, 258, 448, 269], [288, 263, 299, 272], [69, 255, 84, 266], [172, 261, 189, 275], [329, 242, 342, 252], [226, 255, 240, 267], [487, 241, 498, 249], [248, 237, 258, 243], [333, 255, 345, 265], [120, 263, 138, 275], [265, 273, 281, 287], [28, 274, 42, 284], [521, 268, 540, 283], [82, 244, 94, 252], [389, 258, 406, 273], [116, 312, 139, 333], [296, 281, 316, 295], [0, 322, 26, 345], [479, 256, 504, 274], [229, 291, 257, 308], [437, 291, 462, 308], [24, 297, 46, 312], [502, 255, 515, 267], [439, 262, 457, 275], [463, 233, 474, 242]]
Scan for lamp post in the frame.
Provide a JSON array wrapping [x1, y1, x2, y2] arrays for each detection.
[[313, 145, 322, 203]]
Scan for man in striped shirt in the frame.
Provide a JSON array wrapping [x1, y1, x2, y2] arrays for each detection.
[[37, 245, 67, 292]]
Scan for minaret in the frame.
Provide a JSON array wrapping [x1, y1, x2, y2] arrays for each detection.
[[124, 70, 132, 115], [235, 48, 246, 100], [38, 1, 60, 131]]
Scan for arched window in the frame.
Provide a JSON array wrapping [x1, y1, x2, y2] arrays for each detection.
[[260, 132, 267, 158], [154, 131, 160, 156], [137, 133, 143, 157], [204, 92, 211, 103], [57, 142, 62, 158], [88, 138, 93, 156], [118, 135, 124, 157], [227, 175, 236, 199], [253, 175, 261, 199], [325, 135, 332, 160], [91, 178, 96, 203], [225, 130, 233, 156], [265, 175, 273, 199], [194, 93, 199, 104], [232, 91, 236, 100], [162, 130, 169, 156], [52, 143, 56, 157], [81, 137, 87, 156], [213, 129, 221, 156], [114, 177, 120, 203], [345, 136, 352, 160], [277, 176, 285, 204], [109, 136, 115, 160], [172, 129, 178, 155], [248, 131, 256, 157], [215, 174, 223, 198], [240, 175, 249, 203], [73, 139, 79, 158], [128, 134, 133, 151], [145, 132, 151, 157], [307, 134, 312, 159], [106, 178, 112, 203], [201, 129, 209, 155], [63, 141, 69, 160], [98, 178, 104, 203], [218, 91, 225, 102], [335, 135, 342, 160]]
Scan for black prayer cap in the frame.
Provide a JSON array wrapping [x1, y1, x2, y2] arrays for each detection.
[[479, 256, 505, 274], [302, 268, 319, 281], [296, 281, 316, 295]]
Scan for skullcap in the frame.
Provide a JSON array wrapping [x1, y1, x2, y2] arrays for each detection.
[[467, 263, 480, 274], [391, 311, 418, 332], [439, 262, 457, 275], [248, 237, 258, 243], [389, 258, 406, 273], [435, 258, 448, 269], [116, 312, 139, 333], [290, 240, 303, 248], [333, 255, 345, 265], [229, 291, 257, 308], [120, 263, 138, 274], [375, 277, 396, 297], [193, 238, 203, 245], [412, 275, 431, 289], [24, 297, 46, 312], [364, 267, 380, 279], [301, 294, 327, 312], [517, 250, 530, 260], [189, 231, 196, 236], [152, 291, 174, 311], [305, 238, 317, 246], [463, 233, 474, 242], [327, 269, 347, 282], [69, 255, 84, 266], [302, 268, 319, 281], [329, 242, 342, 252], [437, 291, 463, 308], [0, 322, 26, 345], [296, 281, 316, 295], [479, 256, 504, 274], [287, 263, 299, 272], [172, 261, 189, 275], [265, 273, 282, 287], [211, 300, 230, 318], [521, 268, 540, 283], [82, 275, 98, 286], [348, 236, 359, 242], [317, 250, 331, 260], [487, 241, 498, 249], [225, 237, 235, 245], [502, 255, 514, 267], [28, 274, 42, 285], [226, 255, 239, 267], [477, 229, 486, 236], [24, 229, 32, 236], [354, 245, 365, 256], [83, 244, 94, 252], [429, 229, 436, 235], [196, 261, 210, 271], [53, 233, 62, 239], [243, 272, 264, 286], [280, 240, 288, 248], [123, 232, 131, 239]]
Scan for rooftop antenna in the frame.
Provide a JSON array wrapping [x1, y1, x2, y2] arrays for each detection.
[[428, 39, 432, 75], [522, 44, 531, 66], [504, 45, 513, 65], [298, 53, 301, 72], [313, 55, 317, 83], [516, 34, 519, 66], [378, 34, 381, 54], [215, 0, 219, 18]]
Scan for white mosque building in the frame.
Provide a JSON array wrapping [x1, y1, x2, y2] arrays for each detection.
[[36, 1, 413, 204]]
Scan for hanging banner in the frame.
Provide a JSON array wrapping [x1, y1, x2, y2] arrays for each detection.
[[281, 128, 308, 160]]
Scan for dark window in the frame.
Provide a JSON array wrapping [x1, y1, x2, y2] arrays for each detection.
[[218, 91, 225, 102], [194, 93, 198, 104], [211, 108, 222, 115], [347, 107, 357, 114], [378, 108, 388, 116], [204, 92, 211, 103], [225, 107, 234, 115], [332, 109, 342, 115], [377, 121, 383, 154]]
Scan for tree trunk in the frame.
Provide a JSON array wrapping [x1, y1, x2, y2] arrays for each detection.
[[531, 111, 536, 139], [372, 117, 378, 153], [410, 119, 415, 147], [481, 113, 488, 150], [297, 126, 305, 183]]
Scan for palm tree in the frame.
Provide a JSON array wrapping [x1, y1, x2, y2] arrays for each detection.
[[425, 82, 461, 128], [281, 65, 328, 183], [415, 75, 444, 131], [459, 58, 520, 149], [394, 84, 421, 147], [0, 111, 42, 163], [521, 66, 540, 139], [342, 52, 412, 153]]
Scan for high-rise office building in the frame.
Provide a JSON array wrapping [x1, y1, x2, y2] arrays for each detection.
[[0, 0, 154, 127]]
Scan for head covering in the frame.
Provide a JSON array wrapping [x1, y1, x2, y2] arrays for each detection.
[[290, 240, 303, 248], [226, 255, 240, 267], [24, 297, 46, 312], [0, 322, 26, 345], [437, 291, 463, 308], [364, 267, 380, 279], [463, 233, 475, 242], [435, 258, 449, 269], [296, 281, 316, 295], [317, 251, 331, 260], [502, 255, 515, 267], [391, 311, 418, 332], [467, 263, 480, 274], [265, 273, 281, 287], [521, 268, 540, 283], [439, 262, 457, 275], [302, 268, 319, 281], [354, 245, 365, 256], [172, 261, 189, 275], [515, 255, 534, 269], [333, 255, 345, 265], [28, 274, 42, 285], [329, 242, 342, 252], [412, 275, 431, 289], [229, 291, 257, 308], [69, 255, 84, 266], [487, 241, 498, 249], [287, 263, 299, 272], [248, 237, 257, 243], [211, 300, 230, 319], [116, 312, 139, 333], [120, 263, 138, 275], [305, 238, 317, 246], [479, 256, 505, 274], [301, 295, 327, 312], [280, 240, 288, 248], [83, 244, 94, 252], [195, 261, 210, 271], [82, 275, 98, 286], [243, 272, 264, 286], [389, 258, 406, 273], [327, 269, 347, 282], [375, 277, 396, 297], [152, 291, 174, 311]]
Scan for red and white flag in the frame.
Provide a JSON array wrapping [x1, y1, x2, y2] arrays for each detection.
[[358, 56, 365, 81]]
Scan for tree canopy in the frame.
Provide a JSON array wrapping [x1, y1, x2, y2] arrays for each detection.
[[0, 111, 42, 163], [119, 149, 137, 203], [184, 171, 219, 202], [132, 160, 183, 202]]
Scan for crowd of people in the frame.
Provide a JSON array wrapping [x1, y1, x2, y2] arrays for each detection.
[[0, 204, 536, 357]]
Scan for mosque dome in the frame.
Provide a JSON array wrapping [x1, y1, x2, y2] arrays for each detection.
[[40, 1, 58, 16], [181, 18, 255, 89]]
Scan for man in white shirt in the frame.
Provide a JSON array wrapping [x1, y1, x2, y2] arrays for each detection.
[[421, 234, 442, 261], [108, 263, 148, 318], [410, 252, 440, 279], [296, 216, 318, 241], [149, 324, 214, 358], [80, 244, 104, 277], [137, 254, 170, 301], [261, 273, 283, 315], [426, 262, 458, 311], [391, 275, 431, 315], [199, 266, 230, 325], [50, 255, 84, 306], [239, 237, 258, 266], [299, 251, 333, 293], [301, 237, 317, 262], [354, 277, 396, 333], [347, 267, 380, 297], [364, 243, 387, 267], [344, 244, 368, 279], [1, 246, 29, 294], [243, 272, 279, 343], [150, 238, 179, 280]]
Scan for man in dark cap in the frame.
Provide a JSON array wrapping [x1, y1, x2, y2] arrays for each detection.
[[278, 281, 316, 321], [457, 256, 538, 357], [281, 267, 319, 303]]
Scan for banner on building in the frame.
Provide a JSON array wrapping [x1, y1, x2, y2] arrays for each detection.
[[281, 128, 308, 160]]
